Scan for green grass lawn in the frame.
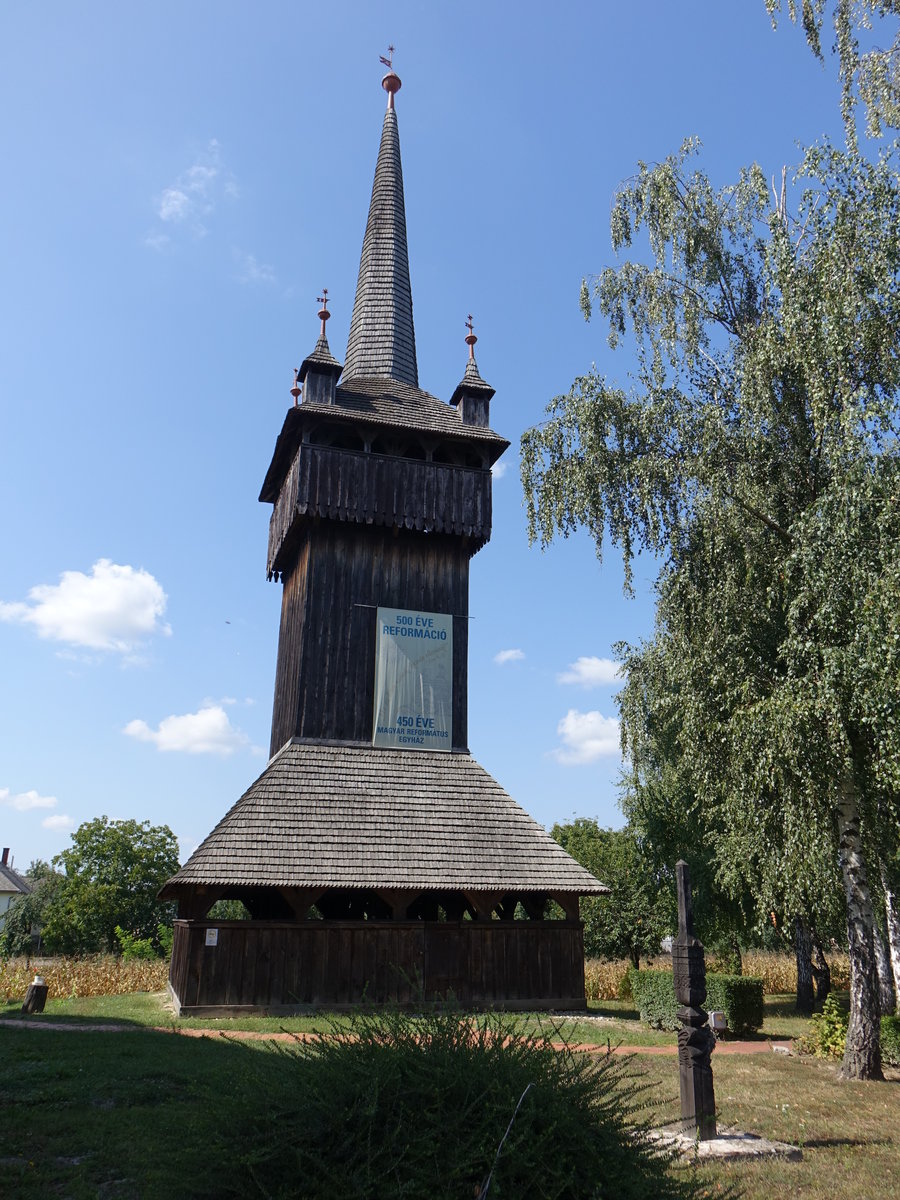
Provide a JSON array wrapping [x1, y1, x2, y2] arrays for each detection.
[[635, 1053, 900, 1200], [2, 992, 898, 1198], [0, 1021, 273, 1199], [0, 991, 807, 1045]]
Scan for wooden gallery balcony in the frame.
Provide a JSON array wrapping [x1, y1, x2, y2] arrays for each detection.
[[267, 443, 493, 578]]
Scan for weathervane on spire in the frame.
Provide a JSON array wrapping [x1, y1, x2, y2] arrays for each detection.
[[380, 44, 401, 108], [317, 288, 331, 339], [465, 314, 478, 360]]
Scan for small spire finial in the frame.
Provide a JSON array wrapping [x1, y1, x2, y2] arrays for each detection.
[[290, 368, 301, 406], [465, 313, 478, 360], [380, 45, 401, 109], [317, 288, 331, 338]]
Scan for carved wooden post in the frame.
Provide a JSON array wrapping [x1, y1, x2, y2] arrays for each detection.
[[672, 860, 716, 1139]]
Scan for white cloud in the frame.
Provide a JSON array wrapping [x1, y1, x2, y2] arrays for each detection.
[[0, 560, 170, 652], [0, 788, 58, 812], [42, 814, 74, 831], [159, 187, 192, 221], [492, 460, 508, 479], [557, 656, 623, 688], [144, 231, 171, 252], [234, 249, 276, 285], [493, 648, 525, 666], [123, 704, 249, 756], [551, 709, 621, 765], [156, 142, 222, 224], [149, 139, 236, 241]]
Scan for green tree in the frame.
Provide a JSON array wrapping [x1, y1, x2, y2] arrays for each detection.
[[0, 860, 63, 956], [766, 1, 900, 142], [551, 819, 673, 967], [521, 131, 900, 1077], [615, 535, 848, 999], [42, 817, 180, 955]]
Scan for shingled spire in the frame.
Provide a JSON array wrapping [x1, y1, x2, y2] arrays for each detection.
[[342, 67, 418, 387]]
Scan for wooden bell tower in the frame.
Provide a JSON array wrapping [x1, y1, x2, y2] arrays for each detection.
[[161, 66, 606, 1016]]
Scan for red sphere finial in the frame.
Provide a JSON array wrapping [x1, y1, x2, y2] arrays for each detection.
[[380, 45, 401, 108]]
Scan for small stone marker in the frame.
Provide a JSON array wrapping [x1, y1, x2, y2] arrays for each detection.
[[672, 860, 716, 1139], [22, 974, 48, 1015]]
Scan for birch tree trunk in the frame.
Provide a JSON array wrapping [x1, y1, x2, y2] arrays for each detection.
[[794, 916, 815, 1014], [874, 922, 896, 1016], [837, 779, 883, 1080], [882, 870, 900, 1016]]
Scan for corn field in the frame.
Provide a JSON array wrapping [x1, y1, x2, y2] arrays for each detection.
[[2, 950, 851, 1004], [584, 951, 852, 1001], [1, 955, 169, 1002]]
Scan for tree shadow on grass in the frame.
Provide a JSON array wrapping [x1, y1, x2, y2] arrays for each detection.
[[801, 1137, 892, 1149]]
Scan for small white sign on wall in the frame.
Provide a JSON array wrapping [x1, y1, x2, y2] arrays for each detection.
[[205, 928, 218, 947]]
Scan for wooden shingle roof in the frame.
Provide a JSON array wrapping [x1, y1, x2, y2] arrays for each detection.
[[161, 741, 607, 896], [343, 100, 418, 387], [331, 376, 507, 443]]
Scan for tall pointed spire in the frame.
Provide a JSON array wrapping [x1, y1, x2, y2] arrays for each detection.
[[342, 64, 418, 387]]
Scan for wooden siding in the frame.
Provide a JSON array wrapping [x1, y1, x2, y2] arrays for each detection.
[[269, 524, 470, 755], [169, 919, 586, 1013], [267, 444, 492, 577]]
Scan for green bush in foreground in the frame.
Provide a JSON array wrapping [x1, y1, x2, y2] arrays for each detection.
[[226, 1006, 700, 1200], [628, 968, 764, 1035]]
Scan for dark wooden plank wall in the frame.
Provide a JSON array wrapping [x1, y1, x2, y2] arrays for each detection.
[[269, 524, 470, 755], [169, 920, 586, 1012], [267, 444, 492, 577]]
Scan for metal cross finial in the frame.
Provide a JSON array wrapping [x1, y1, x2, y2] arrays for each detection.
[[465, 313, 477, 360], [317, 289, 331, 338]]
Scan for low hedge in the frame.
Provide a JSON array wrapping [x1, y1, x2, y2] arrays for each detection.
[[629, 969, 681, 1032], [706, 974, 765, 1035], [628, 968, 764, 1035]]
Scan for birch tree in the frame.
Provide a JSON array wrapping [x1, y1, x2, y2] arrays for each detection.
[[521, 136, 900, 1077]]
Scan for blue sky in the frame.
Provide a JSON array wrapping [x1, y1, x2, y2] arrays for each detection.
[[0, 2, 846, 870]]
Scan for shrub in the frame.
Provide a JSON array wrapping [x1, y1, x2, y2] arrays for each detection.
[[882, 1015, 900, 1067], [629, 968, 763, 1035], [799, 993, 849, 1058], [629, 968, 680, 1031], [115, 927, 158, 962], [227, 1006, 699, 1200], [706, 974, 764, 1036]]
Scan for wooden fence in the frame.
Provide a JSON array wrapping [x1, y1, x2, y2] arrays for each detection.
[[169, 919, 585, 1015]]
